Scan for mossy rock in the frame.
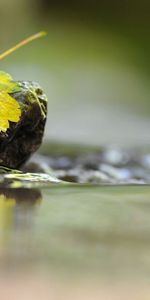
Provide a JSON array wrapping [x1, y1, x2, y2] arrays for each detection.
[[0, 81, 47, 168]]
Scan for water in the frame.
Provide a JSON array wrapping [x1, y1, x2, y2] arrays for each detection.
[[0, 185, 149, 273], [0, 184, 150, 294]]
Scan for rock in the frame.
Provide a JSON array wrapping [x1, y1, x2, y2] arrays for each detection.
[[0, 81, 47, 169], [79, 170, 112, 184], [100, 164, 131, 182], [76, 153, 101, 170], [102, 147, 129, 166], [55, 169, 79, 183]]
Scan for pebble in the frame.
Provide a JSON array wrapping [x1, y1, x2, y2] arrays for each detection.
[[79, 170, 113, 184], [140, 154, 150, 170], [102, 147, 129, 166], [100, 164, 131, 181], [22, 148, 150, 185]]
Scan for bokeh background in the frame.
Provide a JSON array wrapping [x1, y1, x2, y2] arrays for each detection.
[[0, 0, 150, 146], [0, 2, 150, 299]]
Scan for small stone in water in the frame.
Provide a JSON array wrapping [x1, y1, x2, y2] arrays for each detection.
[[79, 170, 112, 184], [102, 147, 129, 166], [100, 164, 131, 182], [140, 154, 150, 170], [21, 146, 150, 185]]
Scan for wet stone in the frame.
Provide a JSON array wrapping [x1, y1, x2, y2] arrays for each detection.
[[0, 81, 47, 169], [101, 147, 130, 166], [79, 170, 113, 184], [140, 154, 150, 170], [99, 164, 132, 182], [5, 146, 150, 185], [55, 169, 79, 183], [75, 153, 101, 170], [23, 154, 52, 174], [51, 156, 74, 170]]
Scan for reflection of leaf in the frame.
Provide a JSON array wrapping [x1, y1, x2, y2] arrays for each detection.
[[0, 71, 21, 133]]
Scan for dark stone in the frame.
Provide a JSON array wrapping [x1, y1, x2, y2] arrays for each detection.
[[0, 81, 47, 168]]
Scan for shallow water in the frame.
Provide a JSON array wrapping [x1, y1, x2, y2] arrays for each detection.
[[0, 162, 150, 300], [0, 184, 150, 279]]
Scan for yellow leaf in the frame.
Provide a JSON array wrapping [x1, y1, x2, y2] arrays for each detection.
[[0, 71, 20, 93], [0, 71, 21, 133], [0, 71, 12, 82], [0, 91, 21, 132]]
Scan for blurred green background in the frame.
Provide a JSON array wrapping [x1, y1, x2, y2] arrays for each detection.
[[0, 3, 150, 297], [0, 0, 150, 146]]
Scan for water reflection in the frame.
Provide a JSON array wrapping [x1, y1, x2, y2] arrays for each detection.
[[0, 188, 42, 204], [0, 188, 42, 228], [0, 188, 42, 266], [0, 185, 150, 279]]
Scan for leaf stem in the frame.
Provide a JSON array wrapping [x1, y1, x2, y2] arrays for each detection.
[[0, 31, 47, 60]]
